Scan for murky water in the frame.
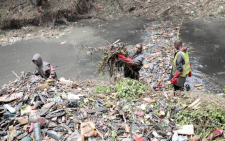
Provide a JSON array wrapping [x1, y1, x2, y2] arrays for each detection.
[[181, 18, 225, 89], [0, 17, 152, 85]]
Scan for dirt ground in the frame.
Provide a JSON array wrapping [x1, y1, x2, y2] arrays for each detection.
[[1, 0, 225, 29], [1, 0, 225, 46]]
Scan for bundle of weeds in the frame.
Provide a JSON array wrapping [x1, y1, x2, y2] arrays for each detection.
[[174, 102, 225, 136], [97, 42, 128, 77]]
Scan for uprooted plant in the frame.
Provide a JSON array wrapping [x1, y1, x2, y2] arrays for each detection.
[[97, 41, 138, 79]]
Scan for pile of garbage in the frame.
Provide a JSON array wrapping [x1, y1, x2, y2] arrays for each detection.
[[0, 71, 224, 141], [138, 22, 176, 91]]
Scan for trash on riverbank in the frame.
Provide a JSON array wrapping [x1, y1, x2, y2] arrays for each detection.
[[0, 71, 224, 141]]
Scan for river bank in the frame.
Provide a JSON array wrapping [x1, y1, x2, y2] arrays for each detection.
[[2, 0, 225, 46]]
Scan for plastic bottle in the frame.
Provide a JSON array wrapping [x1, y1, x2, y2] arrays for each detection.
[[15, 102, 23, 111], [4, 104, 16, 114], [178, 135, 188, 141], [122, 138, 133, 141], [80, 108, 87, 118], [88, 137, 97, 141], [59, 77, 73, 86], [33, 101, 42, 109], [12, 130, 22, 138], [66, 130, 81, 140], [17, 131, 28, 140], [38, 83, 49, 89], [77, 135, 85, 141], [146, 104, 153, 113], [21, 136, 32, 141], [172, 131, 178, 141], [4, 111, 16, 119], [0, 131, 7, 136], [29, 112, 40, 123], [152, 131, 159, 138], [45, 130, 62, 141], [33, 123, 41, 141], [48, 97, 63, 103]]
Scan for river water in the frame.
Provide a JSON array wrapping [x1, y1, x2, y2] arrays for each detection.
[[181, 18, 225, 91], [0, 17, 151, 85], [1, 17, 224, 92]]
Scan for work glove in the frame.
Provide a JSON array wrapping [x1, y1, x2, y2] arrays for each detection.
[[188, 63, 192, 77], [171, 70, 182, 84], [117, 54, 134, 66], [49, 75, 54, 79], [49, 65, 56, 79], [188, 71, 192, 77]]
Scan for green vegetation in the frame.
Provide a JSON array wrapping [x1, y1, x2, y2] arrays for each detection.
[[79, 102, 85, 107], [174, 102, 225, 135], [115, 78, 151, 98], [95, 78, 151, 98], [95, 84, 111, 93]]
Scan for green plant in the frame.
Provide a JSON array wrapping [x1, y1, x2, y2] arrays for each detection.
[[175, 103, 225, 135], [79, 102, 84, 107], [95, 84, 111, 93], [111, 130, 117, 140], [115, 78, 151, 98]]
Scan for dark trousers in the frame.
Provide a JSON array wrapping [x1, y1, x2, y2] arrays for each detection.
[[174, 85, 182, 91], [36, 0, 47, 6], [124, 65, 139, 81]]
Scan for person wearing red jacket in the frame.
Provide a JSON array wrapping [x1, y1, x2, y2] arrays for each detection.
[[170, 40, 192, 91], [117, 44, 144, 80], [32, 54, 57, 80], [35, 0, 50, 13]]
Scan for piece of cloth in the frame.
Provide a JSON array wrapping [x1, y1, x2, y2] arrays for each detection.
[[124, 50, 144, 80], [170, 47, 188, 87], [32, 54, 57, 80]]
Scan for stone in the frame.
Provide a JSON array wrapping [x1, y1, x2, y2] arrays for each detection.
[[143, 98, 156, 103], [159, 111, 165, 116], [81, 122, 97, 138]]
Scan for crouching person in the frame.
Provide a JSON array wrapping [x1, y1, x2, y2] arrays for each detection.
[[32, 53, 57, 80]]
